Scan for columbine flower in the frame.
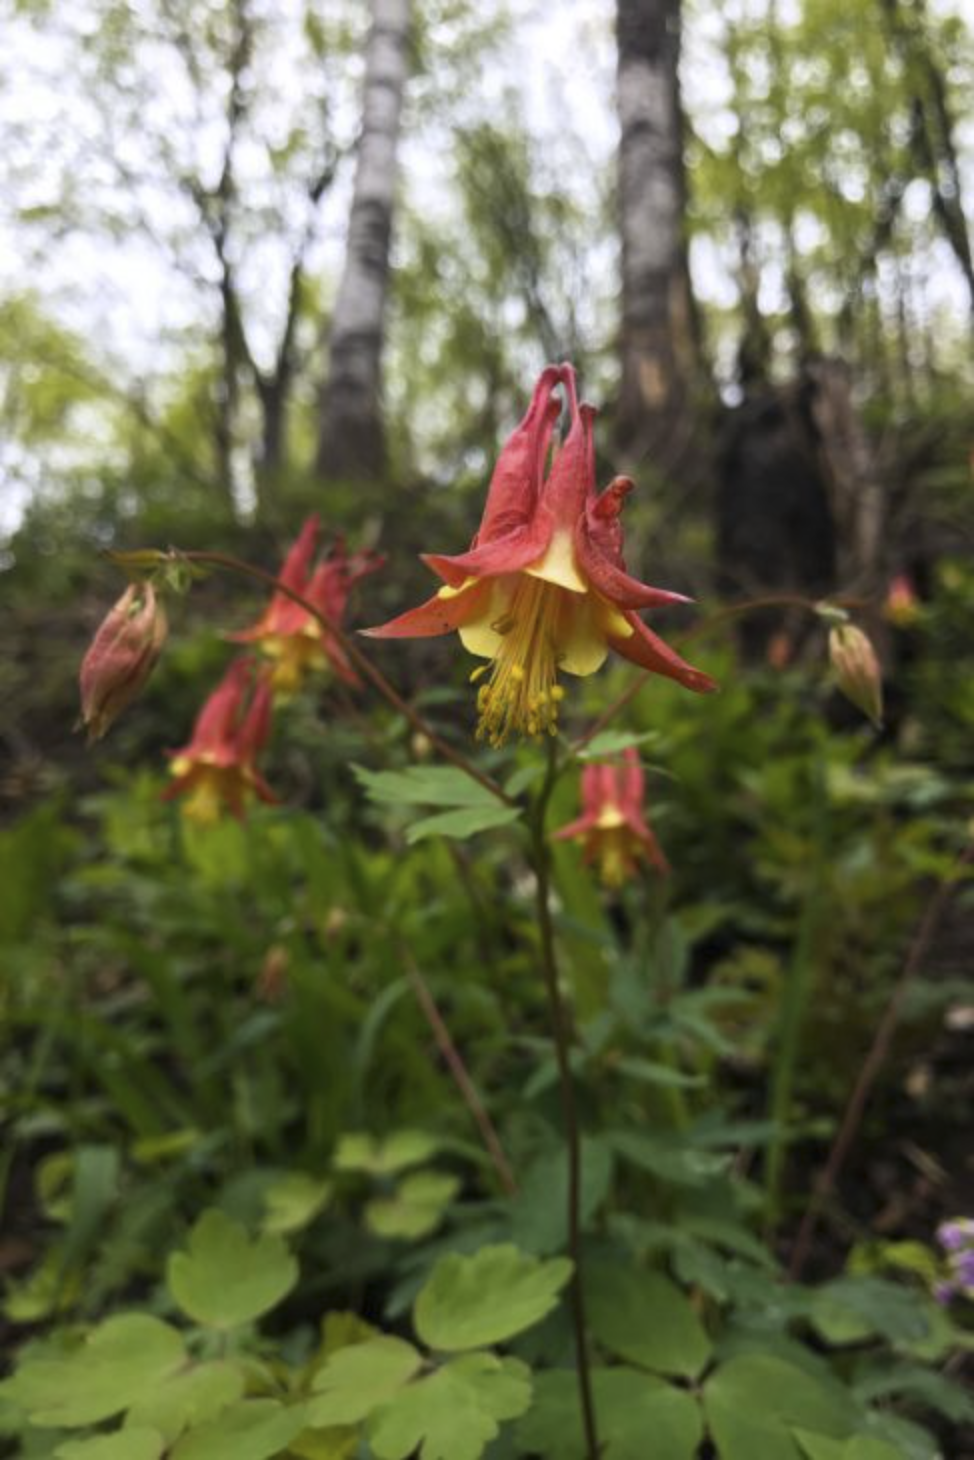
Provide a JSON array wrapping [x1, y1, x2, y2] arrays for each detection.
[[884, 572, 920, 628], [365, 364, 715, 745], [79, 582, 168, 741], [232, 515, 382, 694], [553, 748, 669, 887], [163, 659, 275, 822]]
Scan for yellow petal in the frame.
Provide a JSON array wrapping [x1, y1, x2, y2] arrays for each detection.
[[525, 528, 587, 593], [458, 580, 513, 659], [558, 594, 610, 677]]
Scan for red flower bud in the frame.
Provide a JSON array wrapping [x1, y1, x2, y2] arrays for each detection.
[[79, 583, 168, 742], [829, 623, 883, 727]]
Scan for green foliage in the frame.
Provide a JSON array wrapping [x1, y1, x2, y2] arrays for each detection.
[[166, 1210, 298, 1329], [414, 1246, 573, 1352], [353, 765, 522, 843]]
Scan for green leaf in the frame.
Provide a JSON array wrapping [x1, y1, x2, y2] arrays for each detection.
[[793, 1432, 903, 1460], [368, 1354, 531, 1460], [5, 1314, 185, 1426], [703, 1354, 862, 1460], [168, 1400, 308, 1460], [577, 731, 658, 761], [517, 1368, 703, 1460], [124, 1362, 244, 1444], [809, 1278, 933, 1347], [585, 1264, 712, 1379], [261, 1173, 332, 1236], [307, 1337, 422, 1427], [353, 765, 499, 808], [613, 1057, 705, 1090], [55, 1432, 165, 1460], [166, 1210, 297, 1329], [414, 1245, 572, 1352], [333, 1130, 440, 1176], [853, 1359, 974, 1424], [406, 804, 522, 843], [366, 1172, 461, 1240], [608, 1131, 730, 1187]]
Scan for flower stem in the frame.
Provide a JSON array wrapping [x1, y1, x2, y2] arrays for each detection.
[[157, 548, 513, 807], [529, 741, 600, 1460]]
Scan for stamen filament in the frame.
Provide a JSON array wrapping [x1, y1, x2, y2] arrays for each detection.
[[474, 575, 566, 746]]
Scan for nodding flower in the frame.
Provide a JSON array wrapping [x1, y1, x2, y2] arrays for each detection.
[[79, 582, 168, 742], [232, 515, 383, 694], [364, 364, 715, 745], [164, 659, 275, 823], [553, 748, 669, 888]]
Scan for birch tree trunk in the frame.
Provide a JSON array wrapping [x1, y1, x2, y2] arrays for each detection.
[[316, 0, 411, 483], [615, 0, 699, 468]]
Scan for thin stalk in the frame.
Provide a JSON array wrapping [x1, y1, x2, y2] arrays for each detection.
[[528, 741, 600, 1460], [400, 945, 517, 1197], [789, 839, 974, 1279], [126, 547, 512, 807]]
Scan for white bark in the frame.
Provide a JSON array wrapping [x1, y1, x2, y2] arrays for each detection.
[[317, 0, 411, 481]]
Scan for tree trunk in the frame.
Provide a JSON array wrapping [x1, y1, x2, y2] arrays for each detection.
[[316, 0, 411, 484], [615, 0, 699, 469]]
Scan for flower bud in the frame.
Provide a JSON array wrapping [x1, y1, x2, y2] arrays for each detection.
[[828, 623, 883, 728], [79, 582, 168, 742]]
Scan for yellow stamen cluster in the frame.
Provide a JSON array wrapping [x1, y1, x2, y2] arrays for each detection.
[[472, 576, 568, 746]]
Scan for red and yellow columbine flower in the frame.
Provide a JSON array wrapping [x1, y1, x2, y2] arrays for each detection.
[[163, 659, 276, 822], [232, 515, 382, 694], [553, 749, 669, 887], [883, 572, 920, 628], [365, 364, 715, 744], [79, 582, 168, 741]]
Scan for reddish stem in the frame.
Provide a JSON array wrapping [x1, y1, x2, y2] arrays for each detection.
[[401, 947, 517, 1198]]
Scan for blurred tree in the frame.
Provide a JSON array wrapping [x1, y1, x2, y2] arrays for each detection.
[[0, 0, 362, 516], [316, 0, 412, 486], [614, 0, 704, 473]]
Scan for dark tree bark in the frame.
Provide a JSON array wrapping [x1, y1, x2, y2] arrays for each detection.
[[615, 0, 700, 469], [316, 0, 411, 484]]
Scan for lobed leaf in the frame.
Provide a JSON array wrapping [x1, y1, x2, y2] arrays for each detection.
[[166, 1209, 297, 1330], [414, 1244, 572, 1352]]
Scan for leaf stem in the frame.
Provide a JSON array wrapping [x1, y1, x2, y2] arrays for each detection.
[[528, 740, 600, 1460], [399, 944, 518, 1198]]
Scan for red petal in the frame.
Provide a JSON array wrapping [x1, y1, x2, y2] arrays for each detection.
[[363, 581, 491, 639], [236, 673, 274, 761], [543, 399, 596, 528], [423, 515, 552, 585], [577, 479, 692, 610], [279, 514, 320, 592], [620, 748, 645, 810], [179, 658, 252, 756], [475, 365, 563, 541], [552, 813, 597, 842], [610, 613, 718, 694]]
